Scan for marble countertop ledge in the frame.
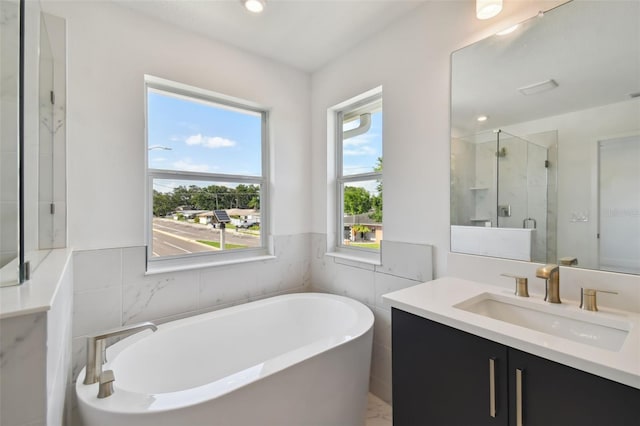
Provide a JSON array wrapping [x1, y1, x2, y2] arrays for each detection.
[[383, 277, 640, 390], [0, 248, 72, 319]]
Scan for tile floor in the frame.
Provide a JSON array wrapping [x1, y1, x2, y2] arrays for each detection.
[[365, 393, 392, 426]]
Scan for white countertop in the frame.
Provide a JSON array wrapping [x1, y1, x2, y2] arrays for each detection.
[[383, 276, 640, 390], [0, 248, 72, 319]]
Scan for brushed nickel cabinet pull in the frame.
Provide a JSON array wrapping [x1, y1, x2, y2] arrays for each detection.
[[516, 368, 524, 426], [489, 358, 497, 417]]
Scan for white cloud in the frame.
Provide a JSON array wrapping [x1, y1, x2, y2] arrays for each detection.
[[343, 133, 376, 147], [342, 133, 380, 157], [173, 159, 210, 173], [344, 146, 377, 156], [185, 133, 236, 148]]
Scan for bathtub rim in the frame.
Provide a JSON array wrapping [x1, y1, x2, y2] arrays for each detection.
[[75, 292, 374, 415]]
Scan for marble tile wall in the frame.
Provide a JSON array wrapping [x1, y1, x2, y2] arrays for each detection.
[[310, 235, 433, 403], [0, 313, 47, 426], [450, 137, 476, 226], [47, 257, 73, 426], [0, 250, 73, 426]]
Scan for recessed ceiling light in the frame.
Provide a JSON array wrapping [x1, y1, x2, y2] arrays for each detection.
[[242, 0, 265, 13], [476, 0, 503, 20], [477, 115, 489, 122], [518, 79, 559, 96]]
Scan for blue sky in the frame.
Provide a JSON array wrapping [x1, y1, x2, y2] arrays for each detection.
[[342, 111, 383, 178], [147, 90, 262, 185], [148, 89, 383, 195]]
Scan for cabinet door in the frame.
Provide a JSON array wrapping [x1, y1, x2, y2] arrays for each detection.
[[392, 308, 508, 426], [508, 348, 640, 426]]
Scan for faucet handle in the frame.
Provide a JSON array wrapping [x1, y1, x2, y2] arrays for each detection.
[[580, 288, 618, 312], [500, 274, 529, 297]]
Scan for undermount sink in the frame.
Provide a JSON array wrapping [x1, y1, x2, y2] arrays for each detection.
[[454, 293, 631, 351]]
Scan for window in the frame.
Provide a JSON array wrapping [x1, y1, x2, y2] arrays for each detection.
[[145, 76, 268, 270], [336, 93, 383, 253]]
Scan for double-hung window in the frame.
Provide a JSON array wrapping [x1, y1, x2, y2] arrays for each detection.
[[336, 92, 383, 255], [145, 76, 268, 270]]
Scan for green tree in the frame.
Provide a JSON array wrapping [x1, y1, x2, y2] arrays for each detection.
[[344, 186, 371, 216], [152, 190, 176, 217], [369, 157, 383, 222], [235, 184, 260, 209]]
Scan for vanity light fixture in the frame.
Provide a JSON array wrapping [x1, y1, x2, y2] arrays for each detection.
[[242, 0, 266, 13], [476, 0, 503, 20], [518, 79, 559, 96], [477, 115, 489, 122]]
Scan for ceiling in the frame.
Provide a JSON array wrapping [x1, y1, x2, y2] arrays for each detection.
[[451, 0, 640, 136], [114, 0, 427, 72]]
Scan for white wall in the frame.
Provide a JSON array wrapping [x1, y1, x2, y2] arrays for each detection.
[[310, 0, 566, 278], [42, 0, 311, 249]]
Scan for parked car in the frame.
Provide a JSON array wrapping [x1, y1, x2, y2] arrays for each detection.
[[237, 221, 259, 229]]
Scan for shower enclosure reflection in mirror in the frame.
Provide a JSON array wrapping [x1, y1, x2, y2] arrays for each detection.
[[450, 0, 640, 275]]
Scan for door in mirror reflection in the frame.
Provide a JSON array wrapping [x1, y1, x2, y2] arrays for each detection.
[[598, 136, 640, 274]]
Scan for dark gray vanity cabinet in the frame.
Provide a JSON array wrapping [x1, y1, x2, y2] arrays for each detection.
[[392, 308, 509, 426], [392, 308, 640, 426], [508, 348, 639, 426]]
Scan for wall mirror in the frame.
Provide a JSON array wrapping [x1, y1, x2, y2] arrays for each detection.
[[0, 0, 66, 287], [450, 0, 640, 275], [0, 0, 22, 286]]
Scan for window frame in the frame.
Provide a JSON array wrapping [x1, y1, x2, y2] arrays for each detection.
[[144, 75, 270, 272], [334, 92, 383, 258]]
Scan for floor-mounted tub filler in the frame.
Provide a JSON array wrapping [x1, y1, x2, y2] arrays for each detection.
[[76, 293, 374, 426]]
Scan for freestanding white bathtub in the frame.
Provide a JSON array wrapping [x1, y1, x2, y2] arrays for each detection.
[[75, 293, 374, 426]]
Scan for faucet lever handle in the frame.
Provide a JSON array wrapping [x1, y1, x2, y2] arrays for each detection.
[[580, 288, 618, 311], [500, 274, 529, 297]]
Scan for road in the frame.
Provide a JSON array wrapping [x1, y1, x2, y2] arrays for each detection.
[[151, 218, 260, 257]]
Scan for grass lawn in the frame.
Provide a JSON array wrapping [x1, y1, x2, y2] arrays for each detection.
[[349, 242, 381, 249], [197, 240, 247, 249]]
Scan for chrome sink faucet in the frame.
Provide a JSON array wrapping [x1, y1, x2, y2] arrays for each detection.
[[83, 321, 158, 385], [536, 264, 561, 303]]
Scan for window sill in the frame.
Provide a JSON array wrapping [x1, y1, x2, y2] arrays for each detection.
[[325, 250, 381, 267], [146, 254, 277, 276]]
